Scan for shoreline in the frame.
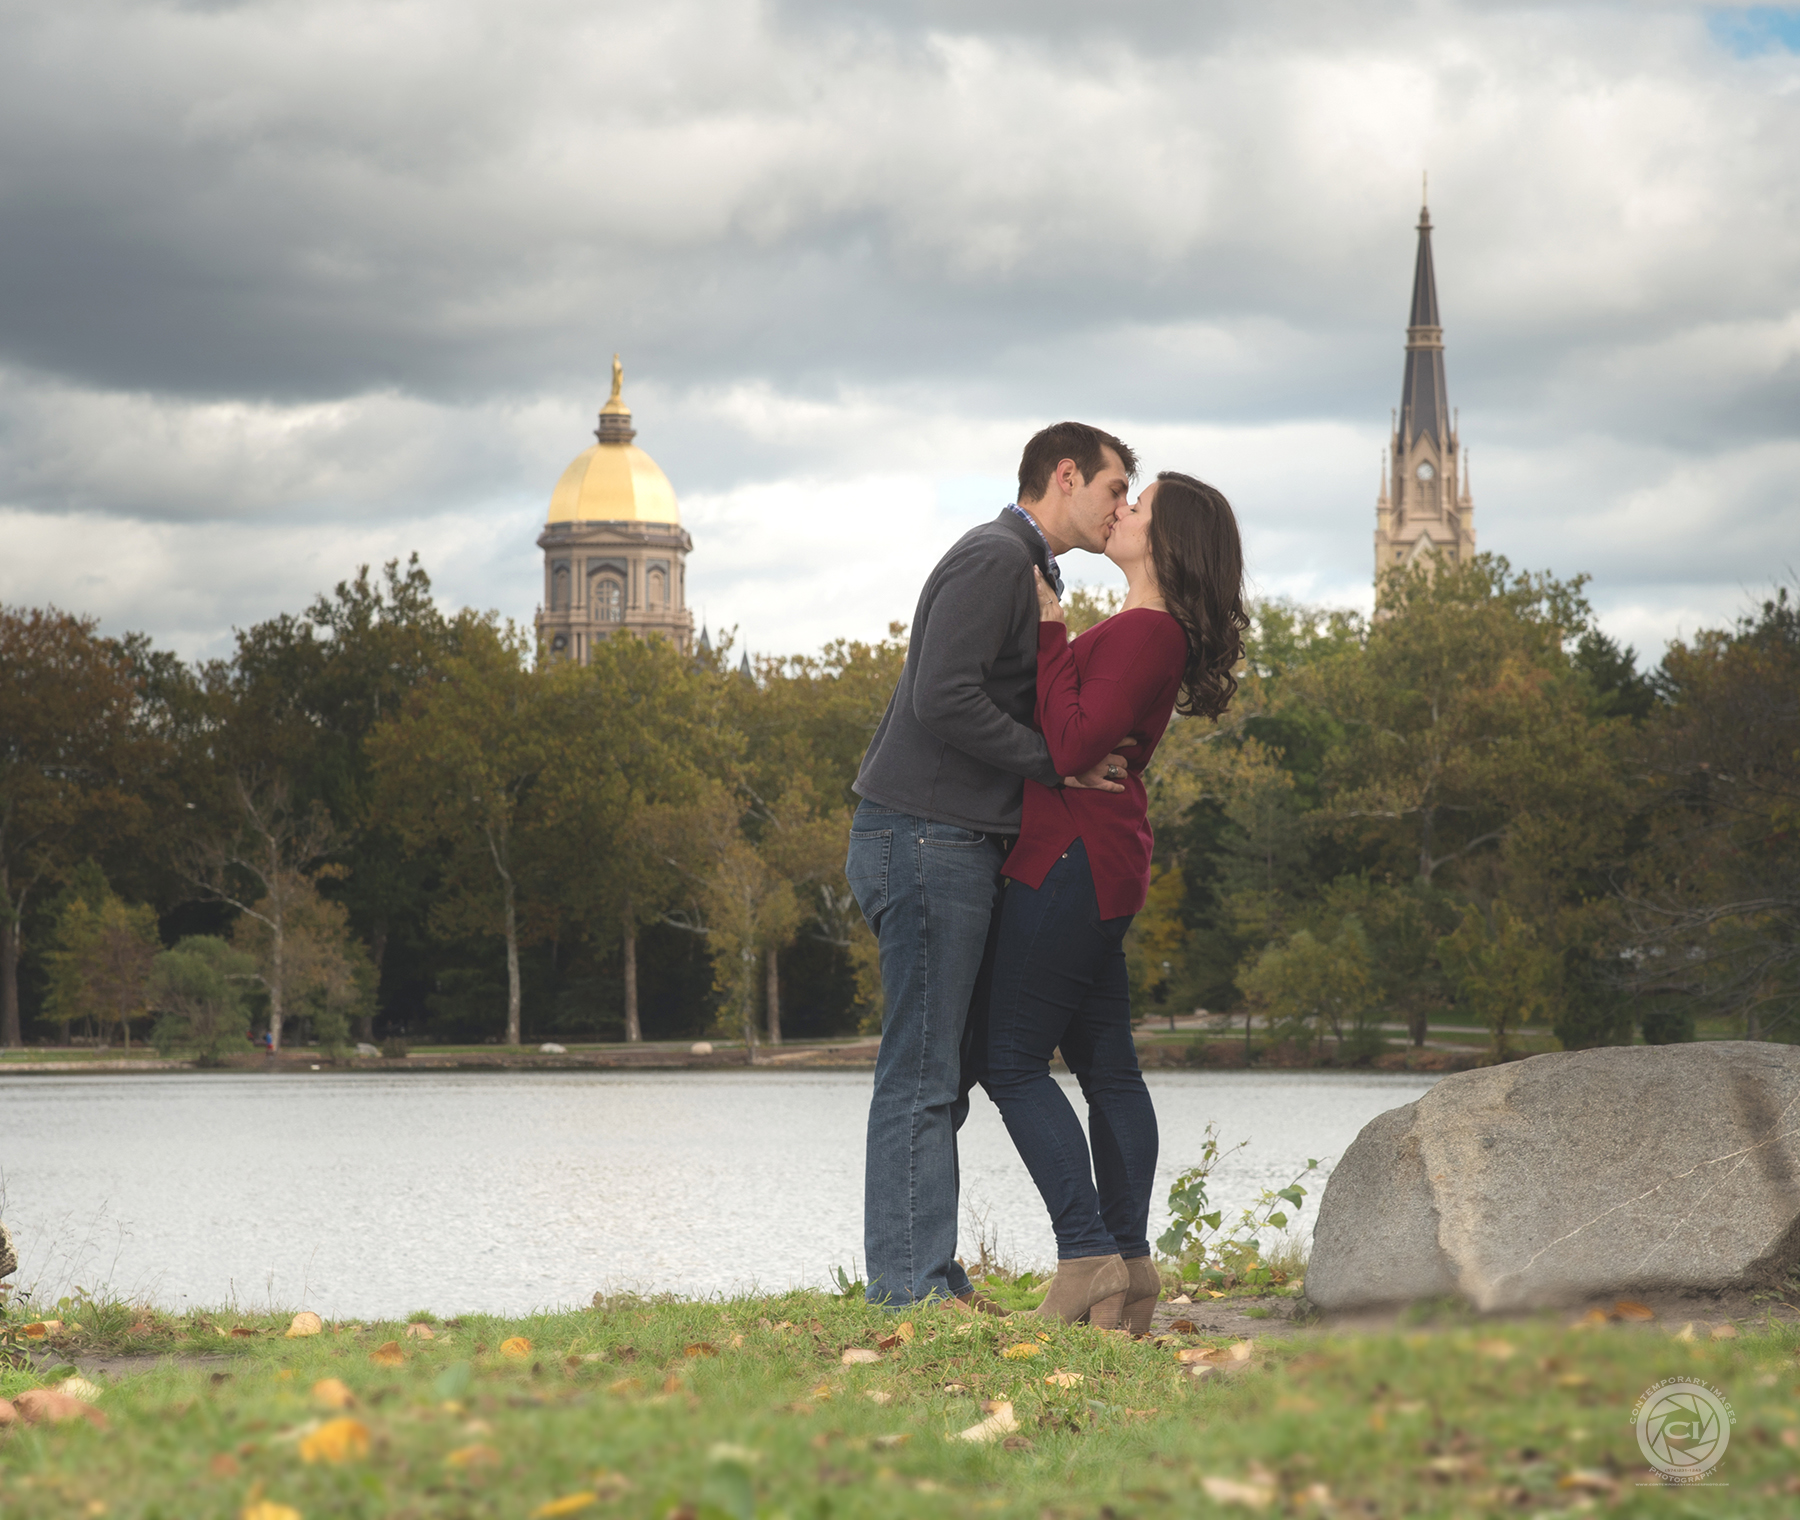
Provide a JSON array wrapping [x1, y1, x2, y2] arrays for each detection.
[[0, 1035, 1488, 1077]]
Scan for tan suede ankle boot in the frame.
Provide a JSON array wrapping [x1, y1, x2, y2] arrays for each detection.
[[1033, 1254, 1129, 1329], [1122, 1257, 1160, 1336]]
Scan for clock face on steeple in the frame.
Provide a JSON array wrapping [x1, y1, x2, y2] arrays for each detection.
[[1416, 461, 1435, 481]]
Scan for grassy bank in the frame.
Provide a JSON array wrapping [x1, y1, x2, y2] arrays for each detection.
[[4, 1290, 1799, 1516]]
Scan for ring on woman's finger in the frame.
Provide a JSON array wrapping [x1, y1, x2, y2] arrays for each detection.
[[1106, 764, 1121, 779]]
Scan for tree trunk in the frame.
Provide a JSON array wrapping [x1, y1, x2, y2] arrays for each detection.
[[362, 921, 386, 1042], [765, 945, 781, 1046], [1409, 1006, 1427, 1048], [268, 918, 286, 1053], [1, 912, 20, 1048], [622, 911, 641, 1043], [740, 948, 757, 1066], [503, 874, 521, 1046]]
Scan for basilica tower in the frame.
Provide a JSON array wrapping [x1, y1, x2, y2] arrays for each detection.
[[1375, 201, 1475, 585], [536, 357, 694, 660]]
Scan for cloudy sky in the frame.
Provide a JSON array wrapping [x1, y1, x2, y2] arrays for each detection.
[[2, 0, 1796, 667]]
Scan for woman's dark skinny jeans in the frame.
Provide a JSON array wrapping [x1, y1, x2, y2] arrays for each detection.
[[983, 839, 1159, 1261]]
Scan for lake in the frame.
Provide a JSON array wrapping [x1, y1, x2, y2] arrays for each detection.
[[0, 1068, 1438, 1317]]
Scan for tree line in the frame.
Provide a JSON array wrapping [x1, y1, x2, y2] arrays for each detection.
[[2, 552, 1793, 1058]]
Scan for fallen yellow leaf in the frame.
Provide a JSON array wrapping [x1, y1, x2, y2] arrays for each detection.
[[530, 1495, 597, 1517], [1614, 1300, 1655, 1322], [285, 1312, 323, 1339], [21, 1321, 62, 1339], [1558, 1470, 1617, 1495], [310, 1379, 355, 1411], [840, 1348, 881, 1365], [1200, 1475, 1275, 1511], [500, 1336, 532, 1359], [240, 1505, 303, 1520], [297, 1418, 370, 1464], [1571, 1308, 1610, 1329], [808, 1382, 833, 1399], [955, 1400, 1019, 1443], [1473, 1339, 1515, 1361], [605, 1377, 641, 1395], [1000, 1342, 1039, 1360], [404, 1323, 435, 1340], [1711, 1322, 1739, 1340], [683, 1342, 717, 1358], [1044, 1369, 1084, 1389], [1673, 1322, 1697, 1342], [369, 1341, 405, 1367], [445, 1444, 501, 1469]]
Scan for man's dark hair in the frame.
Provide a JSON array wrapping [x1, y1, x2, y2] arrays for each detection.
[[1016, 422, 1137, 504]]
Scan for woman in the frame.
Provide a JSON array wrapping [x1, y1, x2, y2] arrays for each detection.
[[984, 471, 1247, 1332]]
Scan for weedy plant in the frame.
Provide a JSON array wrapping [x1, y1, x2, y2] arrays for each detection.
[[1156, 1123, 1318, 1292]]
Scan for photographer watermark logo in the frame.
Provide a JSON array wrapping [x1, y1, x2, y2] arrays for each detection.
[[1632, 1378, 1735, 1482]]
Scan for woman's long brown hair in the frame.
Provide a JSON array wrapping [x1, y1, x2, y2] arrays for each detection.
[[1146, 471, 1248, 719]]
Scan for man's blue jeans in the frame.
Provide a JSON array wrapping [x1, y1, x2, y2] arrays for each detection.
[[846, 799, 1006, 1306]]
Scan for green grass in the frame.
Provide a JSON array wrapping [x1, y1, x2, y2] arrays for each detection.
[[5, 1293, 1800, 1516]]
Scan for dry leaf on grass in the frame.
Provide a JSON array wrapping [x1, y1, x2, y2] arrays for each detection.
[[13, 1388, 106, 1429], [592, 1471, 633, 1500], [865, 1391, 894, 1405], [1571, 1308, 1610, 1329], [606, 1377, 642, 1395], [285, 1312, 323, 1339], [500, 1337, 533, 1359], [808, 1382, 833, 1399], [22, 1320, 63, 1339], [1614, 1300, 1655, 1321], [530, 1494, 598, 1517], [59, 1376, 104, 1402], [405, 1323, 436, 1340], [1558, 1470, 1618, 1495], [311, 1379, 355, 1410], [0, 1399, 15, 1427], [1200, 1475, 1275, 1511], [877, 1325, 917, 1351], [1711, 1323, 1739, 1340], [209, 1453, 240, 1478], [955, 1400, 1020, 1443], [240, 1504, 303, 1520], [1177, 1340, 1253, 1367], [683, 1342, 717, 1359], [1473, 1339, 1515, 1361], [873, 1432, 910, 1450], [1673, 1322, 1698, 1342], [840, 1348, 881, 1365], [298, 1417, 370, 1464], [445, 1444, 502, 1469], [1168, 1294, 1192, 1305], [370, 1341, 405, 1367], [1000, 1342, 1039, 1360], [1044, 1370, 1084, 1389]]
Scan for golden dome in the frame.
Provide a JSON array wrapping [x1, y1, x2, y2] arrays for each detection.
[[546, 356, 680, 525]]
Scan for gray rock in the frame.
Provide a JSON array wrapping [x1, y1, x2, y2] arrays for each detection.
[[538, 1042, 567, 1054], [0, 1220, 15, 1280], [1308, 1041, 1800, 1313], [355, 1042, 382, 1058]]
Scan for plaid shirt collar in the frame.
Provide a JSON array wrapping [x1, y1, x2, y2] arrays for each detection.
[[1004, 503, 1063, 596]]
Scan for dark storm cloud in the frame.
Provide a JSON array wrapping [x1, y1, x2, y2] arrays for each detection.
[[0, 0, 1795, 660]]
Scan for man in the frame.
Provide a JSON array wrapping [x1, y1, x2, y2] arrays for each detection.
[[846, 420, 1138, 1308]]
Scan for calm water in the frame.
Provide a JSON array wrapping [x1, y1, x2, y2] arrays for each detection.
[[0, 1069, 1436, 1316]]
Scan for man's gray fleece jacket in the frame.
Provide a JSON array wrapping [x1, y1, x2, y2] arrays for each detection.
[[853, 510, 1063, 835]]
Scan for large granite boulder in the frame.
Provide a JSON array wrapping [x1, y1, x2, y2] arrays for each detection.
[[1308, 1042, 1800, 1313]]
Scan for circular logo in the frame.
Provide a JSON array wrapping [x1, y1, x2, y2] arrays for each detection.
[[1632, 1378, 1735, 1480]]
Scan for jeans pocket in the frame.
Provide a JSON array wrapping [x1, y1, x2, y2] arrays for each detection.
[[845, 828, 892, 928], [926, 822, 986, 847]]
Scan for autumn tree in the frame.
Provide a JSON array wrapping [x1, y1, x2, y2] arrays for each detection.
[[44, 880, 161, 1048], [0, 607, 152, 1044], [182, 775, 335, 1053]]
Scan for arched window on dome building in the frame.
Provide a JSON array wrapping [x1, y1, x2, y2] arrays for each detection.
[[647, 566, 667, 609], [551, 563, 570, 610], [592, 577, 623, 623]]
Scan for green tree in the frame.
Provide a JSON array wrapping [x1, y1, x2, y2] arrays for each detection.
[[147, 936, 258, 1061], [1238, 918, 1381, 1061], [1438, 900, 1560, 1060], [44, 885, 161, 1049], [234, 877, 373, 1057], [0, 607, 152, 1045]]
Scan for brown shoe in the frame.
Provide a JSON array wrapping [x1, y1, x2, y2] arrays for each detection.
[[953, 1289, 1010, 1318], [1033, 1254, 1129, 1330], [1122, 1257, 1160, 1336]]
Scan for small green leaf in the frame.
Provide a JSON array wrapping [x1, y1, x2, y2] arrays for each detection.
[[1266, 1211, 1288, 1229]]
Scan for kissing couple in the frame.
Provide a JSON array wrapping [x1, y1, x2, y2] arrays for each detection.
[[845, 421, 1248, 1330]]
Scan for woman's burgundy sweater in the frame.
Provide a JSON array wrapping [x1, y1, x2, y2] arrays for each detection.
[[1001, 608, 1189, 919]]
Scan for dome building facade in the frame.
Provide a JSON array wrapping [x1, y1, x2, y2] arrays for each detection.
[[535, 356, 694, 660]]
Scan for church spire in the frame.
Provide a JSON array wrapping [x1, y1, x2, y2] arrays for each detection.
[[1398, 199, 1449, 449]]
